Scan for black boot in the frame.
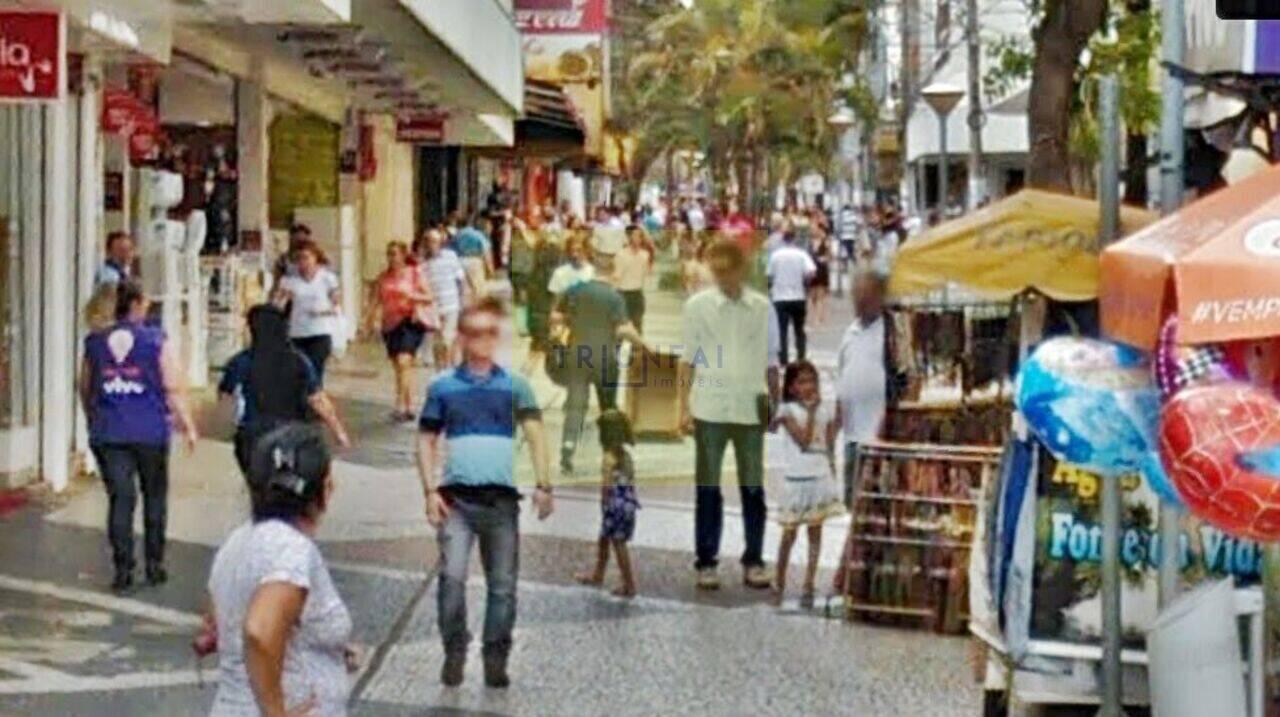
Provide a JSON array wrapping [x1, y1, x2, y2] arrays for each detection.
[[441, 653, 465, 687], [111, 568, 134, 595], [483, 653, 510, 689], [145, 563, 168, 586]]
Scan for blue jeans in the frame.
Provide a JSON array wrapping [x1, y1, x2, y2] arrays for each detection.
[[694, 420, 766, 569], [436, 490, 520, 658]]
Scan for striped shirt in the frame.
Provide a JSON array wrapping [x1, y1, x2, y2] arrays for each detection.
[[838, 207, 861, 241], [421, 249, 466, 312]]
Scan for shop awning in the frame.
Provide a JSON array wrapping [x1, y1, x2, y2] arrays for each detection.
[[889, 189, 1157, 302], [1101, 162, 1280, 349], [516, 79, 585, 150]]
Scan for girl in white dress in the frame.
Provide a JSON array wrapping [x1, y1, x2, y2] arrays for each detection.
[[773, 360, 844, 606]]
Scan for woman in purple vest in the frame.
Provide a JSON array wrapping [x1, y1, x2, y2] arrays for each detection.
[[79, 281, 198, 593]]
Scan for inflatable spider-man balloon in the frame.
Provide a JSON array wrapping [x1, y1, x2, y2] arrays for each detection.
[[1160, 382, 1280, 541], [1017, 336, 1173, 500]]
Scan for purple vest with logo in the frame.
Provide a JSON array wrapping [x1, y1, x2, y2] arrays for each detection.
[[85, 322, 171, 446]]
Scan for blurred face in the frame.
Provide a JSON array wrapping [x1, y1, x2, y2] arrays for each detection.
[[793, 372, 818, 401], [426, 230, 444, 254], [566, 239, 585, 263], [296, 248, 319, 276], [627, 229, 643, 247], [109, 235, 134, 263], [460, 310, 501, 361], [387, 244, 407, 269], [128, 295, 151, 320], [854, 275, 884, 318], [708, 253, 745, 295]]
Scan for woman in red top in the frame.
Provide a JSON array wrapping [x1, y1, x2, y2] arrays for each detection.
[[369, 241, 435, 422]]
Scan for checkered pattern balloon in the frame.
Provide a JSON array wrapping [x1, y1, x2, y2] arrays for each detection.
[[1160, 383, 1280, 540]]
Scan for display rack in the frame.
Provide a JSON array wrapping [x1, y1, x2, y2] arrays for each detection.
[[840, 441, 1001, 634]]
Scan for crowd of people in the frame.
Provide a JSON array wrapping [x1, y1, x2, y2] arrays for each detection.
[[75, 192, 903, 712]]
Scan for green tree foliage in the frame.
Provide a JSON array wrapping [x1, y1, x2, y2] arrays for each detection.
[[987, 0, 1159, 191], [617, 0, 870, 202]]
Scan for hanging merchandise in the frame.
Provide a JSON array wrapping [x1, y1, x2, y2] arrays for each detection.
[[1160, 383, 1280, 541], [838, 443, 1001, 634], [1016, 336, 1173, 502], [128, 112, 161, 165], [358, 122, 377, 182]]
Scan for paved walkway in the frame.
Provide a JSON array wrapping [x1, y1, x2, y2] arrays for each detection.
[[0, 271, 984, 716]]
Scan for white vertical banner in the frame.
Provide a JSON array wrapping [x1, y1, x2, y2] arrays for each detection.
[[73, 55, 102, 458], [41, 93, 73, 491]]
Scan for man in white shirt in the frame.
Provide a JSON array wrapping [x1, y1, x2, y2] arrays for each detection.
[[836, 203, 862, 267], [766, 232, 816, 365], [835, 270, 888, 506], [679, 239, 780, 591]]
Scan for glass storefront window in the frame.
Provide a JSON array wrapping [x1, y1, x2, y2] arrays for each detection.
[[0, 106, 43, 431]]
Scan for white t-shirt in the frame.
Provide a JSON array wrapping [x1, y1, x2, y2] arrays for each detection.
[[687, 206, 706, 232], [548, 262, 595, 295], [767, 245, 816, 302], [281, 269, 340, 339], [208, 520, 352, 717], [778, 400, 836, 480], [836, 316, 887, 443]]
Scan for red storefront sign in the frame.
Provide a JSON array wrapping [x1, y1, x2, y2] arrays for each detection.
[[396, 114, 446, 144], [515, 0, 607, 34], [0, 11, 63, 101], [102, 88, 144, 133]]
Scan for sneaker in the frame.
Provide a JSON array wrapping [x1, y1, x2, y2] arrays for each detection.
[[483, 654, 510, 689], [743, 565, 771, 589], [695, 567, 720, 591], [441, 654, 465, 687]]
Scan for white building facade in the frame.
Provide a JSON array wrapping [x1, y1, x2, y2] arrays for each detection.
[[0, 0, 523, 490]]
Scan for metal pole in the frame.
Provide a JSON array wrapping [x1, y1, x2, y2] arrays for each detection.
[[965, 0, 985, 210], [1097, 75, 1126, 717], [1157, 0, 1186, 611], [938, 111, 949, 216]]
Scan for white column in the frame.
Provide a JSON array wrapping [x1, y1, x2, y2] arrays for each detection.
[[41, 96, 74, 491], [237, 68, 270, 257], [73, 55, 103, 457]]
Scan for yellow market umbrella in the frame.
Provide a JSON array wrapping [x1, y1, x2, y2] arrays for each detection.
[[888, 190, 1158, 301]]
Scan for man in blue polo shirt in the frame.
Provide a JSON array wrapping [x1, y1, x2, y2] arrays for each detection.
[[417, 296, 552, 689]]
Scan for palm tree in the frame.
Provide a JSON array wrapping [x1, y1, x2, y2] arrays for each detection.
[[619, 0, 869, 211]]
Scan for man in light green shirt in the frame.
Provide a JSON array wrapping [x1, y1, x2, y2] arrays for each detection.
[[678, 239, 780, 591]]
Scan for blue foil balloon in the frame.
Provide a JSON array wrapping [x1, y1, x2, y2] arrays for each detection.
[[1016, 336, 1182, 505]]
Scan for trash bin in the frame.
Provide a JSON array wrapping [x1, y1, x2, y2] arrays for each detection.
[[1147, 578, 1247, 717]]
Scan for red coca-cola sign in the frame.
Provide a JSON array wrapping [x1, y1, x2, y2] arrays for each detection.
[[0, 11, 63, 101], [515, 0, 607, 34]]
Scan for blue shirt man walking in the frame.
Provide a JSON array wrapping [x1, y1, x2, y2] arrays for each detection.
[[417, 296, 552, 689]]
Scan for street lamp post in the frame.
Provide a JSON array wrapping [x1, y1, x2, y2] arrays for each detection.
[[921, 83, 964, 219], [828, 106, 857, 297]]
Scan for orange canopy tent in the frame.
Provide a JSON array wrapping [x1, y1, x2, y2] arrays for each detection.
[[1101, 162, 1280, 350]]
